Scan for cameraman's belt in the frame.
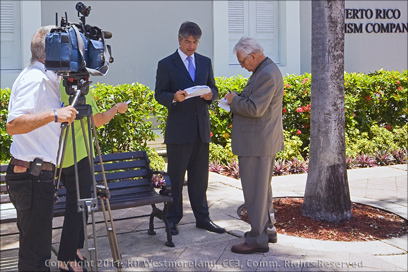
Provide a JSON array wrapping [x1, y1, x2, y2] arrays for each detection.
[[10, 158, 55, 172]]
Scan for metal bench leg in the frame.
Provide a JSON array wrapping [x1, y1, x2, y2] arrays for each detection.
[[147, 203, 174, 247], [148, 204, 157, 235]]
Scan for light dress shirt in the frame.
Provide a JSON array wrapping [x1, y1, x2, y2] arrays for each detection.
[[178, 48, 196, 71], [7, 61, 62, 165]]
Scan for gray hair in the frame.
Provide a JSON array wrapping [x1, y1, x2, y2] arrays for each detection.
[[30, 25, 54, 64], [233, 36, 264, 55], [178, 21, 202, 40]]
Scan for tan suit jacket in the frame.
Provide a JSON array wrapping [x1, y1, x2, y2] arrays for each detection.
[[230, 57, 284, 156]]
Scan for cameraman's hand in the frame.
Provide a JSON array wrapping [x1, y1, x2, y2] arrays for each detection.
[[115, 102, 128, 114], [174, 90, 188, 102], [56, 106, 77, 125]]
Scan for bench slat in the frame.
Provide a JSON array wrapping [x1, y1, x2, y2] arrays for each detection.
[[94, 160, 147, 172], [95, 169, 148, 183], [94, 151, 147, 163]]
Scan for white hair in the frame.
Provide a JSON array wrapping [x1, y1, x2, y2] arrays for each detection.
[[30, 25, 55, 64], [233, 36, 264, 55]]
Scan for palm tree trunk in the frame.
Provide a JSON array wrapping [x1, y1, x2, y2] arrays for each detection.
[[302, 0, 352, 223]]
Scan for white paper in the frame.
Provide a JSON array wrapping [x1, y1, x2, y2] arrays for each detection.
[[184, 85, 212, 99], [218, 98, 230, 112]]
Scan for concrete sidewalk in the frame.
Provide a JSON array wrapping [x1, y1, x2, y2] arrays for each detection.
[[0, 164, 407, 271]]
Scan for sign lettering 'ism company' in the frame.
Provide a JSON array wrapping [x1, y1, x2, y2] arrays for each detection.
[[345, 8, 408, 33]]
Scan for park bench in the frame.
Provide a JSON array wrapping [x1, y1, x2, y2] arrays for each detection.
[[0, 150, 174, 247]]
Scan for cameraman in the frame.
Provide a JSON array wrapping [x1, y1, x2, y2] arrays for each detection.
[[5, 25, 77, 271], [57, 86, 127, 271]]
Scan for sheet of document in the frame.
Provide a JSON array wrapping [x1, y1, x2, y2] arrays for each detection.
[[184, 85, 212, 99], [217, 98, 230, 112]]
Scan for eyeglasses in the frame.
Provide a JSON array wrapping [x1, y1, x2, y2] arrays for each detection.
[[182, 39, 199, 46], [238, 53, 252, 65]]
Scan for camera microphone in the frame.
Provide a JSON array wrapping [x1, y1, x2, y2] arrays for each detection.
[[76, 2, 91, 16], [103, 31, 112, 39]]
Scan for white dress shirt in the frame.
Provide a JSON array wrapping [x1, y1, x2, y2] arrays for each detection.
[[7, 61, 62, 165], [178, 48, 196, 71]]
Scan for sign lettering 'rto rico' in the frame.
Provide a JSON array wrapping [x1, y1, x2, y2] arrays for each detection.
[[345, 8, 408, 33]]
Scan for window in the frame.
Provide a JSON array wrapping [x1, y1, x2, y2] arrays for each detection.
[[1, 1, 21, 70], [228, 0, 280, 65]]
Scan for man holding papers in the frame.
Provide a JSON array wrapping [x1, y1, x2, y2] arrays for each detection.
[[155, 21, 224, 236], [225, 37, 284, 254]]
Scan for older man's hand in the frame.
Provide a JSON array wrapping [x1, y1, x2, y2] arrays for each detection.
[[224, 92, 237, 104]]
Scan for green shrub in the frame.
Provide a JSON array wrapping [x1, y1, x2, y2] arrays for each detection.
[[209, 76, 247, 146], [345, 124, 407, 157], [1, 70, 406, 167], [91, 82, 163, 154], [345, 70, 407, 134], [0, 88, 12, 164], [209, 142, 236, 165], [146, 148, 166, 171], [276, 131, 305, 161]]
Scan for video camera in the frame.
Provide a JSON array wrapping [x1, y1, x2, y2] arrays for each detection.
[[45, 2, 113, 78], [45, 2, 113, 105]]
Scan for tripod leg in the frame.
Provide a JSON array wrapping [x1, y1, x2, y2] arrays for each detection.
[[91, 115, 122, 270], [84, 117, 100, 270], [100, 198, 122, 270]]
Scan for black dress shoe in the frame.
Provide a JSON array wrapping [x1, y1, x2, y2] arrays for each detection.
[[76, 254, 88, 272], [59, 263, 75, 272], [169, 222, 179, 235], [196, 220, 226, 233]]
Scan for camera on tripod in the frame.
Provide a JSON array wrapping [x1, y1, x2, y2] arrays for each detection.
[[45, 2, 113, 77]]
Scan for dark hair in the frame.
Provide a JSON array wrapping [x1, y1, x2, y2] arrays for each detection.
[[178, 21, 202, 40]]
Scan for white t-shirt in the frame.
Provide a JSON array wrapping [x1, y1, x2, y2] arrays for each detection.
[[7, 61, 62, 165]]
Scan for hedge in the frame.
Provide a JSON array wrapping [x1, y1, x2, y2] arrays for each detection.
[[1, 70, 406, 168]]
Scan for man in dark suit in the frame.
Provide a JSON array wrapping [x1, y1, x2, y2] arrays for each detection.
[[155, 21, 225, 235], [225, 37, 284, 254]]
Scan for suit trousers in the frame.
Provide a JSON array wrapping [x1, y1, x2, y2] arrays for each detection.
[[238, 155, 276, 248], [58, 157, 92, 261], [6, 165, 55, 271], [166, 138, 210, 224]]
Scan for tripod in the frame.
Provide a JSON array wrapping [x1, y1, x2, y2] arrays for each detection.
[[55, 76, 122, 271]]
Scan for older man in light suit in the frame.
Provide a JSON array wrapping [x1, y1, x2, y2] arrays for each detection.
[[225, 37, 284, 254]]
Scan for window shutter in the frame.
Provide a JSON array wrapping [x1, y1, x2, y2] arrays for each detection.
[[1, 1, 22, 70], [228, 1, 248, 65], [228, 1, 245, 33], [256, 1, 275, 33], [228, 0, 279, 66], [255, 1, 279, 64]]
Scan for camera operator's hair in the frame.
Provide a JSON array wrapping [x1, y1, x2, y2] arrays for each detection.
[[178, 21, 202, 40], [30, 25, 54, 64], [233, 36, 264, 55]]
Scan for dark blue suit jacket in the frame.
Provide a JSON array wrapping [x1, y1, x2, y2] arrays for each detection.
[[155, 51, 218, 144]]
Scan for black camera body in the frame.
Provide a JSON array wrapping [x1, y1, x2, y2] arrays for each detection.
[[45, 2, 113, 77]]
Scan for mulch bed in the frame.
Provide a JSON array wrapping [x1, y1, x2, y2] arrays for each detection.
[[238, 197, 408, 241]]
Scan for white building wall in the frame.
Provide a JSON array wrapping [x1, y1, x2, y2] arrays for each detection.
[[298, 0, 408, 74], [1, 1, 406, 90], [1, 1, 42, 89], [40, 1, 215, 90]]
